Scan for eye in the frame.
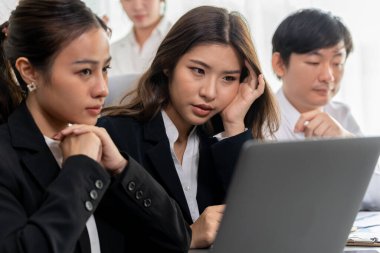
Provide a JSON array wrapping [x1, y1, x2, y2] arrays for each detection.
[[190, 67, 205, 76], [305, 61, 320, 66], [332, 62, 344, 68], [80, 68, 92, 76], [223, 76, 237, 82], [103, 65, 111, 73]]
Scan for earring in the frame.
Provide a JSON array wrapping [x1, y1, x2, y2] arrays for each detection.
[[27, 82, 37, 92], [159, 0, 166, 16]]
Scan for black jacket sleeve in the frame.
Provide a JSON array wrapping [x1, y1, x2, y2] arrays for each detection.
[[0, 154, 110, 253], [96, 154, 192, 252]]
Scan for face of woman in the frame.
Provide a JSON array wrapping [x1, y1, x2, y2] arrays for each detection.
[[165, 43, 242, 131], [28, 28, 110, 136], [120, 0, 162, 29]]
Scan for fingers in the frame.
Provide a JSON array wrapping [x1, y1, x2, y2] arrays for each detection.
[[209, 204, 225, 213], [55, 124, 110, 143], [295, 110, 352, 137], [190, 205, 225, 248], [60, 131, 102, 162], [243, 61, 265, 100], [253, 74, 265, 98], [55, 124, 127, 173], [294, 109, 321, 132]]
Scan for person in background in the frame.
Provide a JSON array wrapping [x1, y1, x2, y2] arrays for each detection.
[[0, 0, 191, 252], [271, 8, 380, 210], [100, 5, 279, 248], [110, 0, 171, 76]]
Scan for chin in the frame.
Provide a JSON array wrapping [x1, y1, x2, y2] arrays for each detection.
[[76, 117, 98, 126], [187, 116, 209, 126]]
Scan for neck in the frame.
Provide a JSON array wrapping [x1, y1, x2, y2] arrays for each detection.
[[282, 87, 322, 113], [134, 17, 162, 48], [26, 97, 67, 138], [164, 106, 192, 142]]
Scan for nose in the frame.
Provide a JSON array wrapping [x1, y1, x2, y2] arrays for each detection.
[[93, 74, 109, 99], [318, 63, 335, 83], [199, 77, 217, 102], [133, 0, 144, 10]]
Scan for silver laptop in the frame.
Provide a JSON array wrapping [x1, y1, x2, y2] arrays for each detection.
[[211, 137, 380, 253]]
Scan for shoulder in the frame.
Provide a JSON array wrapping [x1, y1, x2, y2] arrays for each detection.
[[98, 115, 142, 135]]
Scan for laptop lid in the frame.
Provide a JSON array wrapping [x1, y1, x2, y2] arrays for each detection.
[[212, 137, 380, 253]]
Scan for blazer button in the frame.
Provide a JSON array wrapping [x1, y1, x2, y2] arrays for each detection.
[[90, 190, 98, 200], [135, 190, 143, 200], [143, 198, 152, 208], [95, 180, 104, 190], [85, 201, 93, 211], [128, 181, 136, 191]]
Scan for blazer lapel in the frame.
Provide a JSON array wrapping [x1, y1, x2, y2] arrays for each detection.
[[8, 103, 90, 253], [143, 113, 193, 223], [8, 102, 60, 190]]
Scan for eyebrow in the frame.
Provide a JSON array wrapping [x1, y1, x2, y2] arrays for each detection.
[[189, 59, 241, 74], [73, 56, 112, 65]]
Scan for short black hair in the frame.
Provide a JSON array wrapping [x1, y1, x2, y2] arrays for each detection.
[[272, 8, 353, 65]]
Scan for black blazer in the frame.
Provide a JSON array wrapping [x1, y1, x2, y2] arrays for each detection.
[[0, 103, 191, 253], [98, 113, 252, 224]]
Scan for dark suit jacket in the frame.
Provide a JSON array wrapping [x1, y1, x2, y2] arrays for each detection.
[[0, 103, 191, 253], [98, 113, 252, 224]]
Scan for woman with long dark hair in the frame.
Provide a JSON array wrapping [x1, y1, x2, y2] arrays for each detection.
[[100, 5, 279, 248], [0, 1, 190, 252]]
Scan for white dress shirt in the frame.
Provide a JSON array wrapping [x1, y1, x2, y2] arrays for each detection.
[[274, 88, 361, 140], [44, 136, 101, 253], [110, 17, 172, 76], [162, 111, 200, 222], [274, 87, 380, 210]]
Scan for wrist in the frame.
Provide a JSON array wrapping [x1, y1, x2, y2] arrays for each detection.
[[223, 122, 245, 137], [109, 158, 127, 176]]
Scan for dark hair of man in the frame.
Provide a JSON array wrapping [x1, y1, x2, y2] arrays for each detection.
[[104, 5, 279, 139], [272, 8, 353, 66]]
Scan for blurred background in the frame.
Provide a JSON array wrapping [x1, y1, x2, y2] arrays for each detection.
[[84, 0, 380, 135]]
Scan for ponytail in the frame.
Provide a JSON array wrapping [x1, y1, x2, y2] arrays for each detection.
[[0, 21, 23, 124]]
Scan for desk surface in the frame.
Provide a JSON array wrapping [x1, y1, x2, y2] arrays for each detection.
[[188, 212, 380, 253]]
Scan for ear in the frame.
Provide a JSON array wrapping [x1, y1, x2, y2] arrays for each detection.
[[14, 57, 39, 85], [271, 52, 286, 78]]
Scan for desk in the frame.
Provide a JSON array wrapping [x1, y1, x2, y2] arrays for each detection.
[[188, 212, 380, 253]]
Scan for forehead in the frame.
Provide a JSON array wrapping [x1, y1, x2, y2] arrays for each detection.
[[305, 41, 347, 58], [180, 43, 242, 67], [54, 28, 110, 63]]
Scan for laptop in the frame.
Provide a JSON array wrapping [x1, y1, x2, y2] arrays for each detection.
[[211, 137, 380, 253]]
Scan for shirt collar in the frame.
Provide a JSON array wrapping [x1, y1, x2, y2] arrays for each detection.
[[277, 87, 328, 130], [161, 110, 197, 146], [155, 16, 172, 36], [44, 135, 63, 168], [127, 16, 171, 45], [277, 87, 302, 130]]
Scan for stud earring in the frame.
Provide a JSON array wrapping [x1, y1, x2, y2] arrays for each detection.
[[27, 82, 37, 92]]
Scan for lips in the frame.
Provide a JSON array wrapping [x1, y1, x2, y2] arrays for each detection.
[[192, 104, 213, 117], [86, 105, 103, 116], [134, 15, 145, 22]]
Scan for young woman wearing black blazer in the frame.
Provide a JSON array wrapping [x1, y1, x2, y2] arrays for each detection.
[[0, 1, 190, 252], [100, 6, 279, 248]]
